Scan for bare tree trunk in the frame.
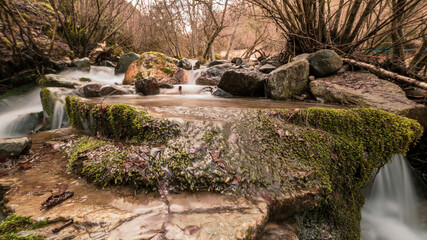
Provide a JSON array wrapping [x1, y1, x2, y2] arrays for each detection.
[[225, 14, 241, 60], [343, 58, 427, 90]]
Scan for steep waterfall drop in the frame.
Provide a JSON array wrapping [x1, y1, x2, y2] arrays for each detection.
[[362, 154, 427, 240]]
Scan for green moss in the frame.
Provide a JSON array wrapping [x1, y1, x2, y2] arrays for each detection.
[[0, 214, 48, 240], [160, 67, 175, 77], [135, 72, 143, 80], [79, 77, 91, 82], [141, 52, 167, 62], [65, 96, 179, 143], [63, 102, 423, 239], [1, 37, 11, 46]]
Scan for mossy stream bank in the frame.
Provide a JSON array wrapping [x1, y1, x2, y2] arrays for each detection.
[[60, 95, 423, 239]]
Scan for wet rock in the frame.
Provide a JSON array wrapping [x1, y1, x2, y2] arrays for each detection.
[[99, 85, 134, 96], [196, 63, 234, 86], [193, 60, 201, 70], [37, 74, 82, 88], [259, 64, 277, 74], [208, 60, 229, 67], [82, 84, 103, 98], [309, 71, 420, 113], [267, 59, 310, 100], [0, 137, 32, 156], [292, 53, 310, 62], [259, 223, 299, 240], [135, 77, 160, 95], [8, 112, 43, 136], [158, 83, 174, 89], [231, 57, 244, 66], [100, 60, 116, 68], [213, 88, 234, 98], [115, 52, 140, 74], [124, 52, 181, 85], [72, 57, 91, 71], [307, 50, 343, 77], [178, 58, 192, 70], [218, 69, 268, 97]]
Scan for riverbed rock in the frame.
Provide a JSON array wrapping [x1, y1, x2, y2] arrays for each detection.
[[178, 58, 193, 70], [309, 71, 420, 113], [196, 63, 234, 85], [115, 52, 140, 74], [267, 59, 310, 100], [0, 137, 32, 155], [123, 52, 181, 85], [208, 60, 229, 67], [259, 64, 277, 74], [37, 74, 82, 88], [99, 85, 134, 96], [218, 69, 268, 97], [158, 83, 174, 89], [307, 50, 343, 77], [82, 84, 103, 98], [213, 88, 234, 98], [72, 57, 91, 71], [292, 53, 310, 62], [100, 60, 116, 68], [135, 77, 160, 95], [7, 112, 43, 136], [193, 60, 201, 70], [231, 57, 244, 66]]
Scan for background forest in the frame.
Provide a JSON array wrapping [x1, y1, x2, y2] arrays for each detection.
[[0, 0, 426, 82]]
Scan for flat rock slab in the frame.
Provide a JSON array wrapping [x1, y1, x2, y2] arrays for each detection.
[[310, 71, 420, 113], [0, 129, 270, 240]]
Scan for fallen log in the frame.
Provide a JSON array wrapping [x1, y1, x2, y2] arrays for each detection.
[[342, 58, 427, 91], [41, 191, 74, 210]]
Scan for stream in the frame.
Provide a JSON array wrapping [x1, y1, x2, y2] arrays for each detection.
[[0, 66, 426, 238]]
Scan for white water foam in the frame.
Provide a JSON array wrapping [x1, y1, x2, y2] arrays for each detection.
[[362, 154, 427, 240], [60, 66, 124, 84], [0, 87, 43, 138]]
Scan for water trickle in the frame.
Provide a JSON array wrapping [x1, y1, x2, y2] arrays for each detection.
[[362, 154, 427, 240], [0, 87, 43, 138], [51, 101, 67, 130], [186, 69, 202, 85]]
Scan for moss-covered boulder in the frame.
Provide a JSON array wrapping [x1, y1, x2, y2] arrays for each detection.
[[37, 74, 82, 88], [123, 52, 184, 85], [64, 96, 423, 239]]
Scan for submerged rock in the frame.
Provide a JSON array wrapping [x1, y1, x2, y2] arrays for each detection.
[[259, 64, 277, 74], [307, 50, 343, 77], [123, 52, 181, 85], [115, 52, 140, 74], [267, 59, 310, 100], [218, 69, 268, 97], [0, 137, 32, 155]]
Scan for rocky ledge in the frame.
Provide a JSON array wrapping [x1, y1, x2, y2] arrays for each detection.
[[0, 96, 421, 239]]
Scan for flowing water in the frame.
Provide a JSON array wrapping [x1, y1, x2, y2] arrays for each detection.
[[60, 66, 125, 84], [362, 154, 427, 240], [0, 87, 43, 138]]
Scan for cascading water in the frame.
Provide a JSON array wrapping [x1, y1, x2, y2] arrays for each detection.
[[0, 87, 43, 138], [362, 154, 427, 240], [60, 66, 125, 84], [51, 101, 66, 130]]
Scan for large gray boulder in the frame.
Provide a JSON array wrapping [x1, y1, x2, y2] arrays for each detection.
[[135, 77, 160, 96], [115, 53, 140, 74], [267, 59, 310, 100], [177, 58, 193, 70], [196, 63, 234, 85], [309, 71, 420, 113], [0, 137, 32, 156], [307, 50, 343, 77], [218, 69, 268, 97]]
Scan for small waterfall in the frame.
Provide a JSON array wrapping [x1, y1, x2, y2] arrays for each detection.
[[50, 101, 66, 130], [0, 87, 43, 138], [362, 154, 427, 240], [187, 69, 202, 85]]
